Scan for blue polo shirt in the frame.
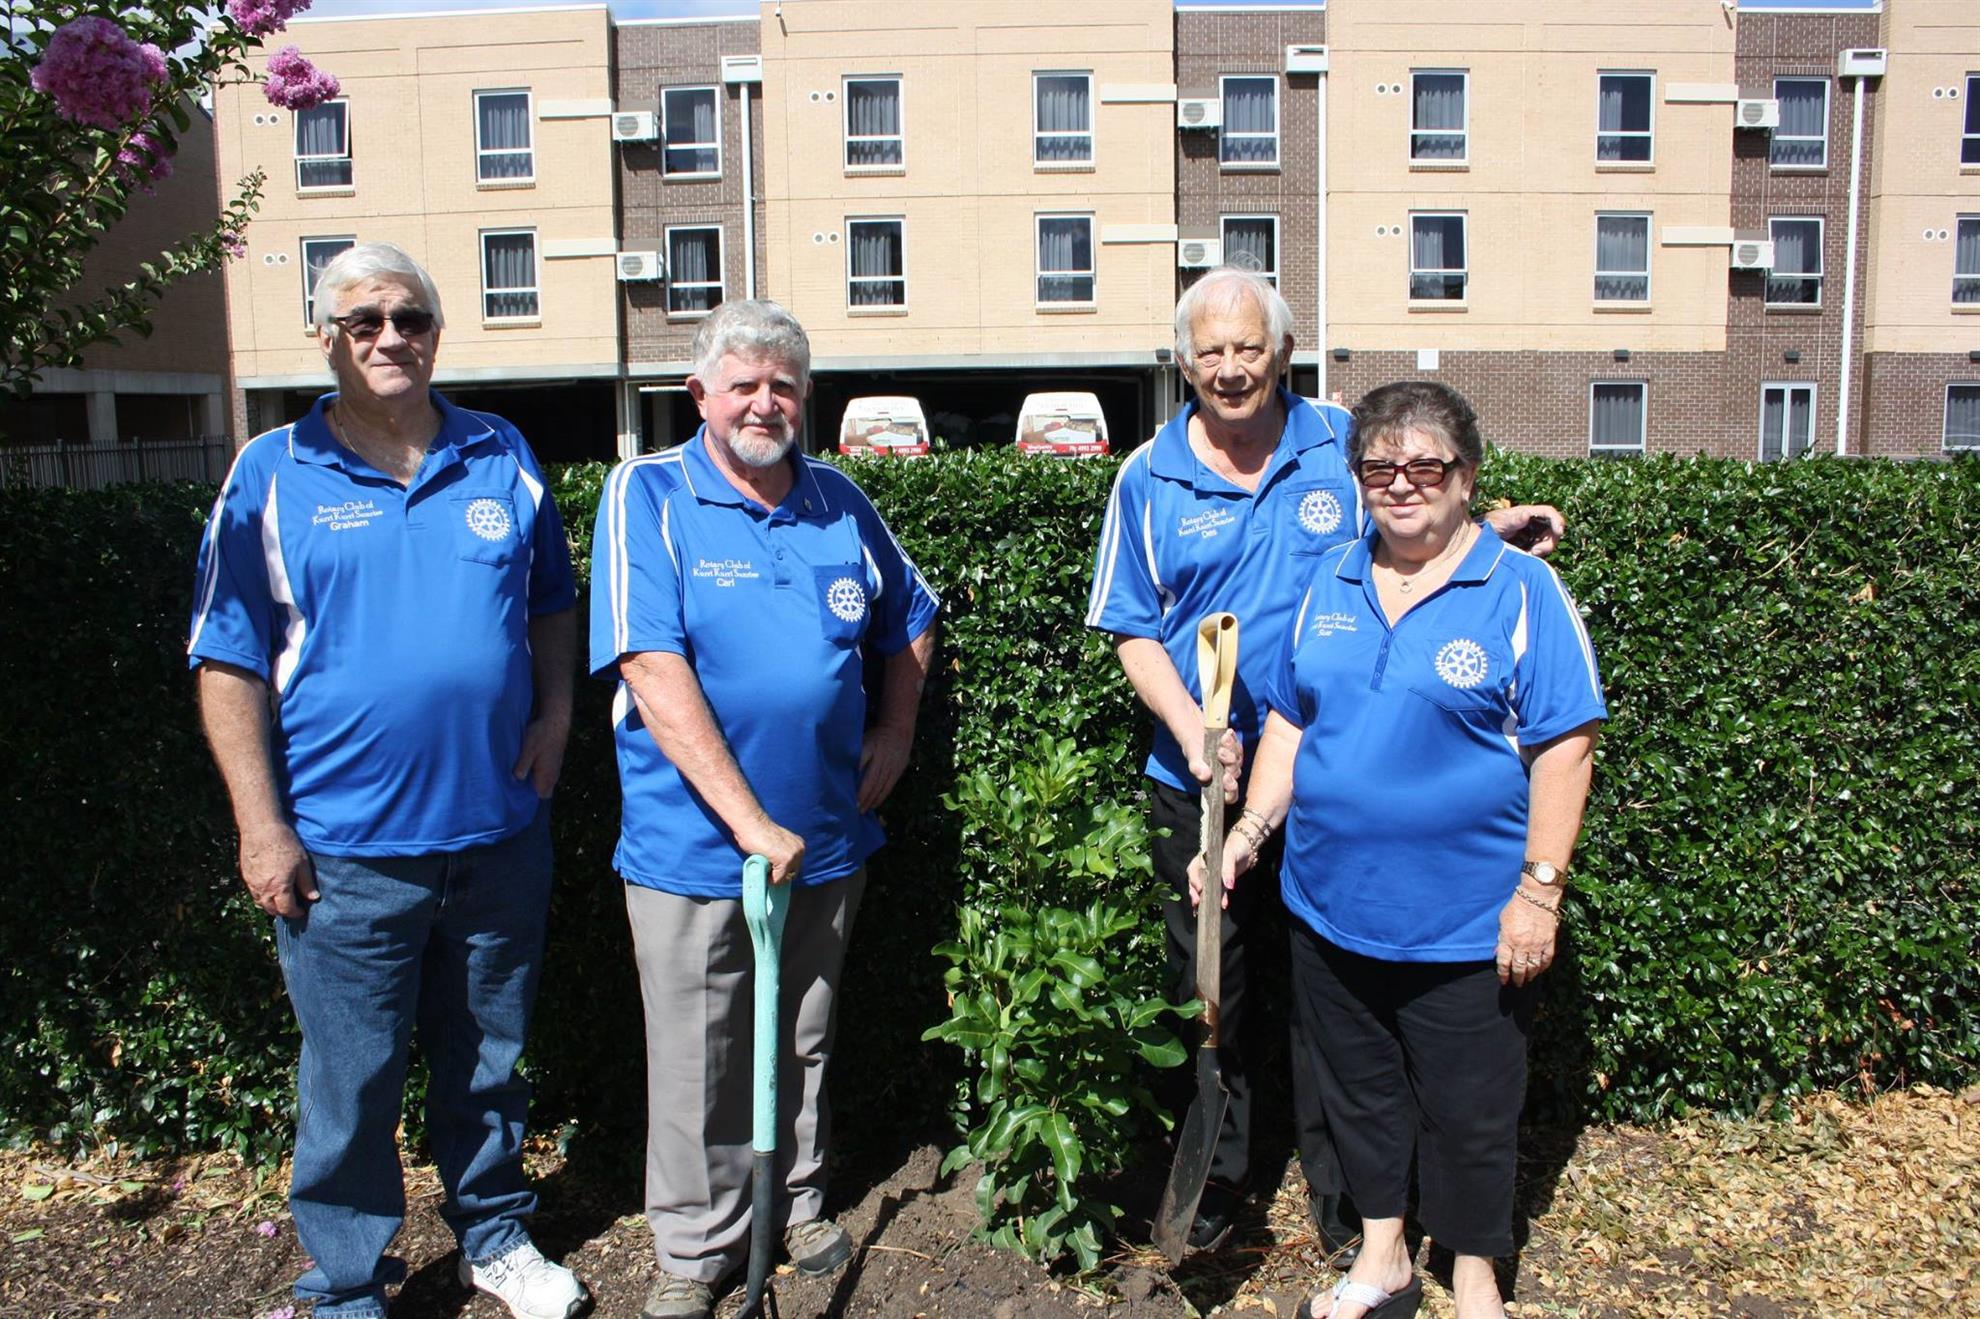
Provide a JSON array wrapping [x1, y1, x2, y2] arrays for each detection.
[[1085, 390, 1360, 789], [589, 433, 940, 898], [1267, 528, 1607, 962], [187, 392, 577, 857]]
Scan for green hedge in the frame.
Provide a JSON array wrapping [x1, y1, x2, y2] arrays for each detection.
[[1, 451, 1974, 1164]]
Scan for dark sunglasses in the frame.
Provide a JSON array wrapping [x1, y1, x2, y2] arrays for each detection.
[[1354, 457, 1463, 489], [329, 307, 437, 340]]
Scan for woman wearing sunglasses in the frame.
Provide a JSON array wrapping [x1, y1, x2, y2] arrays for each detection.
[[1193, 381, 1605, 1319]]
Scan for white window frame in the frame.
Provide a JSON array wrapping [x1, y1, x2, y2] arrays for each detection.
[[473, 89, 534, 184], [660, 85, 722, 180], [1035, 212, 1095, 307], [1771, 77, 1829, 169], [843, 75, 904, 172], [1758, 382, 1817, 462], [1409, 68, 1469, 164], [1589, 381, 1647, 456], [845, 216, 906, 310], [1408, 211, 1468, 303], [479, 229, 539, 322], [300, 235, 355, 326], [1032, 70, 1094, 167], [294, 98, 351, 191], [1947, 383, 1980, 453], [1965, 75, 1980, 165], [1220, 214, 1279, 286], [1595, 70, 1654, 164], [1219, 74, 1279, 170], [665, 224, 725, 317], [1957, 215, 1980, 304], [1593, 212, 1651, 304], [1766, 216, 1825, 307]]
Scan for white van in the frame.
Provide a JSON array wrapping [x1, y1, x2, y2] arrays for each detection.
[[1015, 391, 1110, 458], [837, 396, 931, 458]]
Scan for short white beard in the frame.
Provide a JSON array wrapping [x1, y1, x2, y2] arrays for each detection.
[[728, 426, 795, 469]]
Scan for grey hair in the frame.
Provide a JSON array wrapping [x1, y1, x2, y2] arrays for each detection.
[[312, 242, 445, 329], [690, 299, 811, 387], [1173, 266, 1295, 364], [1349, 381, 1485, 469]]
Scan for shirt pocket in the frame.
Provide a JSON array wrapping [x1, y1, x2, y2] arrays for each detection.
[[1282, 480, 1355, 554], [449, 493, 523, 567], [812, 564, 870, 647]]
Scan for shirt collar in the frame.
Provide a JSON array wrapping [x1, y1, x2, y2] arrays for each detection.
[[681, 428, 830, 520], [1148, 388, 1345, 487], [288, 389, 494, 476], [1336, 521, 1512, 585]]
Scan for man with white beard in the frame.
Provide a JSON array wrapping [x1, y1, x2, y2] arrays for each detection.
[[590, 300, 939, 1319]]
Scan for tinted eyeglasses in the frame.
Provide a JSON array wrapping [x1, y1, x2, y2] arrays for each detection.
[[328, 307, 438, 340], [1354, 456, 1464, 489]]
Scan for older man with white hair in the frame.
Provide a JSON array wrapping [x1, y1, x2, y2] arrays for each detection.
[[1088, 267, 1561, 1259], [189, 242, 587, 1319], [590, 299, 939, 1319]]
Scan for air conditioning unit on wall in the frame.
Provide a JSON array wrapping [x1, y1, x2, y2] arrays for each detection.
[[1837, 48, 1887, 78], [1178, 238, 1223, 269], [1730, 240, 1775, 271], [1735, 98, 1780, 130], [1177, 97, 1222, 129], [617, 251, 663, 282], [612, 111, 657, 142]]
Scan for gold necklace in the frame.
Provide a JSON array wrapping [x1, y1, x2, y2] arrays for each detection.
[[1388, 523, 1474, 593]]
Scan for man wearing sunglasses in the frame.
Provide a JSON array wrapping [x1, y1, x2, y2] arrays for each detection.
[[188, 243, 588, 1319], [1086, 266, 1562, 1264]]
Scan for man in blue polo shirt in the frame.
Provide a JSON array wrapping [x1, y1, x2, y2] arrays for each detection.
[[1086, 266, 1562, 1256], [590, 300, 939, 1319], [189, 243, 587, 1319]]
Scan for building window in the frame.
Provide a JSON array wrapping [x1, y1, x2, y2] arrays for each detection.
[[480, 230, 538, 320], [295, 100, 351, 189], [1594, 213, 1650, 302], [1409, 212, 1467, 301], [661, 86, 720, 178], [1221, 215, 1278, 285], [1034, 72, 1093, 165], [1956, 216, 1980, 303], [300, 236, 355, 325], [847, 218, 905, 308], [1771, 78, 1828, 168], [1760, 383, 1815, 461], [1220, 75, 1278, 167], [1966, 75, 1980, 164], [1036, 213, 1094, 305], [1947, 384, 1980, 451], [1410, 69, 1467, 162], [666, 226, 724, 315], [845, 76, 903, 169], [1590, 382, 1646, 456], [1596, 72, 1653, 162], [1767, 217, 1823, 306], [474, 90, 533, 182]]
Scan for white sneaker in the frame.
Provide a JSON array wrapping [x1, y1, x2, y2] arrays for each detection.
[[458, 1239, 591, 1319]]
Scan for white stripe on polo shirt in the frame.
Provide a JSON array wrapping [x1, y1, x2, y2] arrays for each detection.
[[1505, 581, 1530, 757], [1085, 440, 1150, 626], [187, 438, 262, 659], [1141, 493, 1172, 614], [258, 469, 306, 696], [604, 451, 681, 659]]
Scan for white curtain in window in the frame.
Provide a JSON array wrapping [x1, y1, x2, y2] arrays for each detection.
[[296, 105, 348, 186], [850, 224, 903, 305], [1223, 220, 1274, 278], [1035, 76, 1091, 162], [1595, 216, 1648, 300], [478, 95, 531, 178], [1597, 77, 1650, 161], [1771, 222, 1812, 273], [1412, 74, 1464, 159], [1948, 388, 1980, 449], [846, 81, 901, 166], [1037, 219, 1092, 300], [669, 231, 719, 311], [1761, 388, 1812, 461], [303, 240, 352, 320], [663, 90, 718, 173], [483, 234, 536, 317], [1772, 81, 1825, 165], [1410, 216, 1464, 298], [1592, 385, 1643, 449], [1966, 85, 1980, 163], [1955, 219, 1980, 303], [1222, 79, 1275, 163]]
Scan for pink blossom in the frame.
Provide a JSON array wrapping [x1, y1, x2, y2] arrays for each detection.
[[226, 0, 313, 40], [28, 17, 170, 131], [220, 231, 249, 260], [254, 1219, 279, 1238], [115, 131, 174, 188], [262, 46, 339, 111]]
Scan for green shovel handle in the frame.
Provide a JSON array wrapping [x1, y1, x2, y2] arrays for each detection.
[[741, 853, 789, 1153]]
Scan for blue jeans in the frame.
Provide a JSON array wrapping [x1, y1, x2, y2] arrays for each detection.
[[274, 806, 554, 1317]]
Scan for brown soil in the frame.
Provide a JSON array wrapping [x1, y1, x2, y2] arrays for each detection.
[[3, 1088, 1975, 1318]]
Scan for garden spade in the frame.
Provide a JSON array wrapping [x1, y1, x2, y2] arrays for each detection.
[[1151, 611, 1240, 1265], [738, 853, 790, 1319]]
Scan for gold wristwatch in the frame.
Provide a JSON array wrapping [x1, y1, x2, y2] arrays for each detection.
[[1521, 859, 1566, 888]]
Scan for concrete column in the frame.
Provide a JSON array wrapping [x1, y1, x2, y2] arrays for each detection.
[[85, 390, 118, 445]]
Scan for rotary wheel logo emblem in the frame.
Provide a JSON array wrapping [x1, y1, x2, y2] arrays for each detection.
[[465, 498, 511, 542], [1297, 489, 1343, 535], [1434, 638, 1489, 689], [826, 576, 866, 622]]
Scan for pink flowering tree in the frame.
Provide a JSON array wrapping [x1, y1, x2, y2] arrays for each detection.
[[1, 1, 339, 398]]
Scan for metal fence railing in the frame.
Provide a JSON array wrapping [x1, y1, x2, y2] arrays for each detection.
[[0, 437, 231, 491]]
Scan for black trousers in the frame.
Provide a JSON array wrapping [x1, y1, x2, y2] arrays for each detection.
[[1288, 921, 1534, 1257], [1151, 777, 1342, 1200]]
